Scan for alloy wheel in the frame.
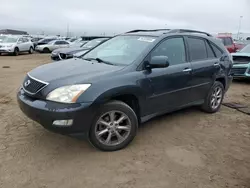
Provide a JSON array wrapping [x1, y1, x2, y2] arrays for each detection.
[[94, 111, 132, 146], [210, 86, 223, 109]]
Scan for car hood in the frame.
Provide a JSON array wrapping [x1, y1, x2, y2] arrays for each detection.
[[53, 47, 90, 54], [29, 58, 124, 83], [0, 42, 16, 46], [231, 52, 250, 57]]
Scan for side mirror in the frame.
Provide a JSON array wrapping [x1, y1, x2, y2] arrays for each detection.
[[147, 56, 170, 69], [17, 41, 22, 44]]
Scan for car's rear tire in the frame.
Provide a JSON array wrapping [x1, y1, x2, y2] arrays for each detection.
[[201, 81, 224, 113], [43, 48, 50, 53], [14, 47, 19, 56], [29, 47, 34, 54], [89, 100, 138, 151]]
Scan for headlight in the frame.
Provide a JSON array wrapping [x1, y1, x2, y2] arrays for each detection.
[[46, 84, 91, 103], [5, 45, 13, 48]]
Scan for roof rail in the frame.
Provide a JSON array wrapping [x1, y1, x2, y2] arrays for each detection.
[[167, 29, 213, 37], [126, 29, 170, 33]]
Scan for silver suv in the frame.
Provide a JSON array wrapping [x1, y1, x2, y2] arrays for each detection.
[[0, 35, 34, 56]]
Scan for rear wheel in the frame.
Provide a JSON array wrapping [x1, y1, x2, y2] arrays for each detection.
[[89, 101, 138, 151], [29, 47, 34, 54], [14, 47, 19, 56], [201, 81, 224, 113], [43, 48, 50, 53]]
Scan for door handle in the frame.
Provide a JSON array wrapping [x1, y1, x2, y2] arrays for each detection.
[[214, 63, 220, 66], [183, 68, 192, 72]]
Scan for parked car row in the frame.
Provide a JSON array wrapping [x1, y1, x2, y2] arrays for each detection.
[[51, 38, 110, 61]]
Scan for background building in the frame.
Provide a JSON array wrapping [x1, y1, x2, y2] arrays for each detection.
[[0, 29, 28, 35]]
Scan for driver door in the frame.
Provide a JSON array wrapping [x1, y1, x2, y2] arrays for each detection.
[[145, 37, 193, 114]]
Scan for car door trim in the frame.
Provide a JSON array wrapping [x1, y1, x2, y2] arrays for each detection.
[[149, 82, 210, 99]]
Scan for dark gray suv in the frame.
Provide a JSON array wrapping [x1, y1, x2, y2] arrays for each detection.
[[17, 29, 233, 151]]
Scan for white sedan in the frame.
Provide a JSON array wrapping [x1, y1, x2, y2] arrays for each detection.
[[35, 40, 70, 53]]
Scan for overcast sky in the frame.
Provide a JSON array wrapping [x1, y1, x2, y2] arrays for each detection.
[[0, 0, 249, 36]]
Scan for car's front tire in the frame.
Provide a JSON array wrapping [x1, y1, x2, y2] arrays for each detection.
[[14, 47, 19, 56], [89, 101, 138, 151], [201, 81, 224, 113]]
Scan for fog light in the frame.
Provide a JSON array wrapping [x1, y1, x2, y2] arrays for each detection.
[[53, 119, 73, 126]]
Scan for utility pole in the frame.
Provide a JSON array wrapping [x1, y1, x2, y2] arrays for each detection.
[[237, 16, 243, 40], [66, 23, 69, 37]]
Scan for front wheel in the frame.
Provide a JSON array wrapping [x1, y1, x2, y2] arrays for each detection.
[[89, 101, 138, 151], [201, 81, 224, 113], [14, 47, 19, 56]]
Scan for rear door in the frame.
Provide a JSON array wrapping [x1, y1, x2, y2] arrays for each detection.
[[145, 36, 193, 113], [59, 41, 70, 48], [186, 36, 220, 102]]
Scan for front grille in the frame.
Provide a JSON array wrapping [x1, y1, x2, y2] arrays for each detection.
[[231, 67, 247, 75], [22, 74, 48, 95]]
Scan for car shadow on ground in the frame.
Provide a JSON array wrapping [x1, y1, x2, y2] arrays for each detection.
[[27, 106, 201, 154]]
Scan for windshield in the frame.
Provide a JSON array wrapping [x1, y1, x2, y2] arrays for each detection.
[[240, 45, 250, 53], [2, 37, 18, 43], [81, 38, 107, 48], [0, 36, 6, 42], [83, 35, 156, 65]]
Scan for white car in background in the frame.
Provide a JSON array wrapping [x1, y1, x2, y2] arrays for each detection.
[[0, 36, 34, 56], [35, 40, 70, 53]]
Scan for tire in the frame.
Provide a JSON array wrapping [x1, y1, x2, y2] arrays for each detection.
[[89, 100, 138, 151], [14, 47, 19, 56], [43, 48, 50, 53], [29, 47, 34, 54], [201, 81, 224, 113]]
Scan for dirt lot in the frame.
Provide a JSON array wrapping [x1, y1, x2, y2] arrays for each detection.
[[0, 53, 250, 188]]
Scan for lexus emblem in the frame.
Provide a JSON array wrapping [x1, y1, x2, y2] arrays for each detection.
[[24, 80, 31, 87]]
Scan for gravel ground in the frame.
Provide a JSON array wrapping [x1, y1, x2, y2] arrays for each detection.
[[0, 53, 250, 188]]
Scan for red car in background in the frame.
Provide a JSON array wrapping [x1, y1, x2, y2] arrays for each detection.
[[217, 34, 237, 53]]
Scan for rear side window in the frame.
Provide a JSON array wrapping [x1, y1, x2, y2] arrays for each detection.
[[210, 43, 223, 58], [151, 37, 186, 65], [205, 41, 216, 58], [60, 41, 69, 45], [187, 37, 207, 61]]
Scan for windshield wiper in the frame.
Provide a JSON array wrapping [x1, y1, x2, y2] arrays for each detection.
[[82, 57, 114, 65]]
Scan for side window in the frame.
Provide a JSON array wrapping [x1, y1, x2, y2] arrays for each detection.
[[205, 41, 216, 58], [151, 37, 186, 65], [60, 41, 69, 45], [54, 41, 61, 45], [18, 38, 24, 43], [210, 43, 223, 58], [187, 37, 207, 61], [23, 38, 28, 42]]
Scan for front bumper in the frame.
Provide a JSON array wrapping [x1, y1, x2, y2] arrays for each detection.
[[0, 48, 14, 53], [17, 89, 96, 138], [231, 64, 250, 78], [51, 53, 60, 61]]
